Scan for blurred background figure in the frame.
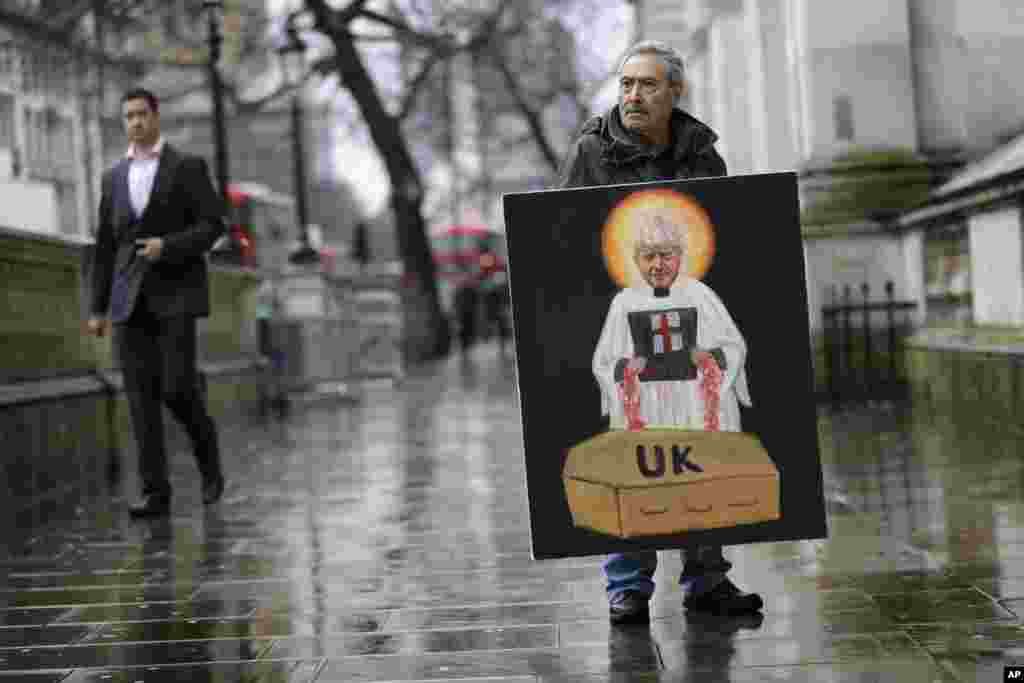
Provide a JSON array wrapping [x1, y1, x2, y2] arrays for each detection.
[[431, 223, 508, 355], [479, 243, 512, 355], [352, 221, 371, 275]]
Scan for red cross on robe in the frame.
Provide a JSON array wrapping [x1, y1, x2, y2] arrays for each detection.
[[657, 314, 673, 353]]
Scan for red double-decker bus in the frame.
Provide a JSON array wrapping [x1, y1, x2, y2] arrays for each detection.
[[210, 183, 295, 269]]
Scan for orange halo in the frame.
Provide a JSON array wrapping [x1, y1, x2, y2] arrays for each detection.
[[602, 188, 716, 288]]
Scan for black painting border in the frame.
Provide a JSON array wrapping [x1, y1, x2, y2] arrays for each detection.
[[503, 172, 828, 560]]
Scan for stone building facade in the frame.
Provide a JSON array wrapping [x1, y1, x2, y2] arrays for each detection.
[[635, 0, 1024, 339], [0, 20, 103, 238]]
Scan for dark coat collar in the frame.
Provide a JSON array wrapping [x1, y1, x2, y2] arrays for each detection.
[[590, 106, 719, 168], [146, 143, 179, 215]]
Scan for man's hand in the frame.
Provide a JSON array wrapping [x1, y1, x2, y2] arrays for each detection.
[[136, 237, 164, 261], [86, 316, 108, 337]]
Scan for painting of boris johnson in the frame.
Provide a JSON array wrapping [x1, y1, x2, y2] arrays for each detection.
[[503, 173, 826, 560]]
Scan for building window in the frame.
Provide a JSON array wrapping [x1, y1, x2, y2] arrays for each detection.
[[23, 105, 75, 182], [924, 221, 972, 326], [833, 95, 854, 142]]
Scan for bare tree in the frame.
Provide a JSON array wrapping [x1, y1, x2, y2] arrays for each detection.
[[4, 0, 613, 360], [295, 0, 616, 359]]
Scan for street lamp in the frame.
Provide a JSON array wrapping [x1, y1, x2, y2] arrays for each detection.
[[277, 20, 319, 267], [202, 0, 231, 204]]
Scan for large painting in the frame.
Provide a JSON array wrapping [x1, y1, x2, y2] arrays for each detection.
[[503, 173, 827, 559]]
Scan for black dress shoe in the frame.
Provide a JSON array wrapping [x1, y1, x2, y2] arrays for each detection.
[[609, 590, 651, 625], [129, 495, 171, 519], [202, 476, 225, 505], [683, 578, 763, 616]]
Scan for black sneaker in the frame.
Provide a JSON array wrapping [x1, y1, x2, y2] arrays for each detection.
[[683, 578, 763, 615], [609, 590, 651, 625]]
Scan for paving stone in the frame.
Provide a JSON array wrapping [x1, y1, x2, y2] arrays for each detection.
[[657, 632, 892, 669], [265, 624, 558, 657], [87, 615, 316, 643], [2, 347, 1022, 680], [873, 588, 1016, 624], [53, 600, 257, 625], [811, 569, 976, 595], [542, 658, 959, 682], [60, 659, 323, 682], [931, 650, 1024, 683], [384, 602, 607, 631], [0, 584, 196, 610], [0, 637, 274, 670], [0, 624, 95, 648], [0, 608, 74, 629], [310, 644, 657, 681], [975, 579, 1024, 600], [559, 609, 899, 649], [3, 571, 155, 591]]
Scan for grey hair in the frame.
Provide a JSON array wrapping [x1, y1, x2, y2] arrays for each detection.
[[617, 40, 686, 105]]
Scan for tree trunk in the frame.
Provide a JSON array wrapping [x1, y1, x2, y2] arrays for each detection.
[[390, 191, 451, 360], [309, 1, 450, 360]]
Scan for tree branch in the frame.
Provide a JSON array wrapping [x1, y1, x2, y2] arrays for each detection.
[[485, 45, 560, 171], [338, 0, 371, 23], [233, 84, 293, 116], [396, 51, 440, 121], [0, 7, 146, 76], [355, 7, 449, 51], [49, 0, 95, 31]]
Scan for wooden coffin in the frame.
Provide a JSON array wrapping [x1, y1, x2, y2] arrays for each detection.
[[563, 429, 779, 538]]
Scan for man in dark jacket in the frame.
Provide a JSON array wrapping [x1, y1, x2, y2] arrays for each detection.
[[558, 40, 763, 625], [86, 88, 226, 518]]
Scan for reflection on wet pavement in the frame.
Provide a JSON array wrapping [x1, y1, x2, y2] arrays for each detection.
[[1, 344, 1022, 680]]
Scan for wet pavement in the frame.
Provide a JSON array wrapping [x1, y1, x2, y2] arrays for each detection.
[[2, 343, 1024, 681]]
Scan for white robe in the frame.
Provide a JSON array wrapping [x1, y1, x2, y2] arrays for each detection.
[[593, 279, 753, 431]]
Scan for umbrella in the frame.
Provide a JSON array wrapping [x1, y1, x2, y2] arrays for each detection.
[[431, 224, 506, 289]]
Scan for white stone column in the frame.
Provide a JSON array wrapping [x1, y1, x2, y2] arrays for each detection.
[[708, 18, 733, 169], [902, 229, 926, 326], [968, 206, 1024, 327], [686, 52, 708, 123], [750, 0, 800, 171], [784, 0, 813, 161], [744, 0, 768, 172]]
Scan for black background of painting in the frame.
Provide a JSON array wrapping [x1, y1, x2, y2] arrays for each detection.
[[503, 172, 827, 560]]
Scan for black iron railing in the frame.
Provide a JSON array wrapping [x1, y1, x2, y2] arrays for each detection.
[[821, 281, 917, 405]]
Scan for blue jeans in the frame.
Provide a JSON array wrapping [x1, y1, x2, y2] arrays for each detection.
[[604, 546, 732, 604]]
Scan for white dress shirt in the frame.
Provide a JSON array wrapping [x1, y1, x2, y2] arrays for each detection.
[[126, 137, 165, 217]]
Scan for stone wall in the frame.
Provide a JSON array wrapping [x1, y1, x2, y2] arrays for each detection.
[[0, 226, 268, 549]]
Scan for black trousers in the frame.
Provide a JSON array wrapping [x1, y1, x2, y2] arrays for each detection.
[[483, 287, 510, 343], [455, 286, 479, 351], [115, 298, 221, 498]]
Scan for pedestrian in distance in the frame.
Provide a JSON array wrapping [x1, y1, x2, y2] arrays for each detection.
[[558, 40, 763, 625], [85, 88, 227, 518]]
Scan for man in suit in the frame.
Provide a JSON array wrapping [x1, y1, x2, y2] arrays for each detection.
[[86, 88, 227, 518]]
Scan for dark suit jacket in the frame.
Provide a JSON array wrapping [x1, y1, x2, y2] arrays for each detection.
[[89, 144, 226, 323]]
